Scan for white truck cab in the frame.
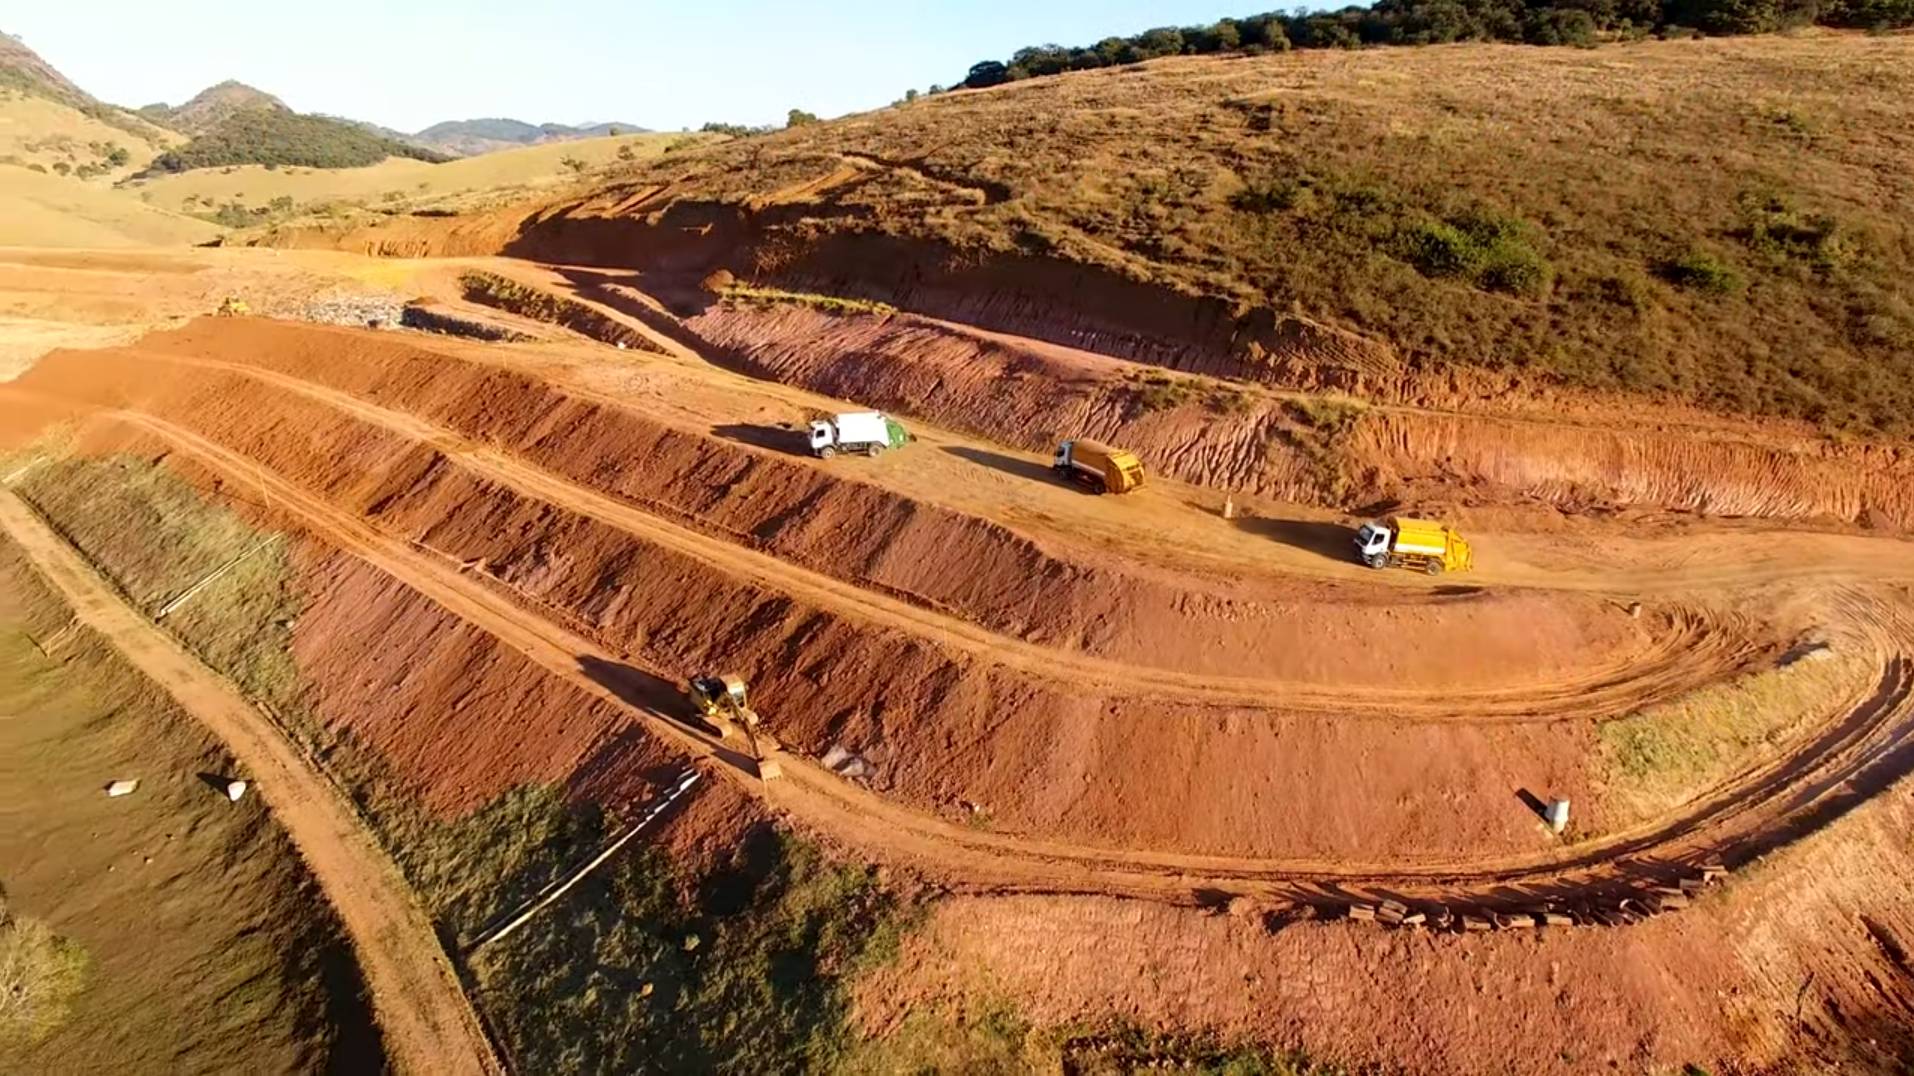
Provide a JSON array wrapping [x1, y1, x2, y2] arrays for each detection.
[[1355, 522, 1393, 568]]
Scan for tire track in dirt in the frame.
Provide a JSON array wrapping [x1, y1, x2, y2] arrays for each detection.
[[0, 490, 503, 1076], [139, 351, 1768, 724], [71, 409, 1914, 916]]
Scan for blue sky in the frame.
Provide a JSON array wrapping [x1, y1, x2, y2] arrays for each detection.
[[8, 1, 1254, 133]]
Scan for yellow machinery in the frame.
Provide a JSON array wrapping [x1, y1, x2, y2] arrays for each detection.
[[1052, 438, 1145, 494], [687, 673, 760, 738], [1353, 516, 1473, 575], [216, 296, 250, 317]]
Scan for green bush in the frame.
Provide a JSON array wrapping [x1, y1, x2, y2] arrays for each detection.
[[951, 0, 1913, 91], [1398, 211, 1552, 296], [1658, 250, 1745, 294]]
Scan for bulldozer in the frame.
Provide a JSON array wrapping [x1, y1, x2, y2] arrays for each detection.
[[215, 296, 250, 317], [687, 673, 759, 740]]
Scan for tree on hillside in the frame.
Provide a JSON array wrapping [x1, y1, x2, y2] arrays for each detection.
[[964, 61, 1010, 89], [950, 0, 1913, 92], [786, 108, 819, 127]]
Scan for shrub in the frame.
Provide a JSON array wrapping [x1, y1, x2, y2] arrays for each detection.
[[1658, 249, 1745, 294], [786, 109, 820, 128], [1735, 191, 1852, 273], [1525, 7, 1600, 44], [1230, 176, 1310, 213], [1398, 210, 1553, 296], [0, 904, 89, 1046]]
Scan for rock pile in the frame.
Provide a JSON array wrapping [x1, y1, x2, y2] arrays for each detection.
[[297, 293, 407, 329]]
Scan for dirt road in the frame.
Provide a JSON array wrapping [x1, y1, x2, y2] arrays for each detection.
[[0, 491, 503, 1076]]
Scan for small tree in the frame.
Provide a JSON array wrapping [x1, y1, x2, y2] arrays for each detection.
[[904, 88, 919, 103], [616, 143, 637, 161], [964, 60, 1010, 88], [560, 155, 588, 173], [786, 108, 820, 127]]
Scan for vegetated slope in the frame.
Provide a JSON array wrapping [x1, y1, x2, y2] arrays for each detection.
[[0, 31, 169, 145], [137, 133, 684, 223], [0, 537, 382, 1073], [0, 92, 160, 178], [140, 82, 448, 173], [148, 107, 450, 173], [140, 80, 287, 135], [526, 33, 1914, 437], [413, 118, 648, 157], [0, 166, 217, 247]]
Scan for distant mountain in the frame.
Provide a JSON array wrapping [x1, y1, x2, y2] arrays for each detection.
[[0, 31, 89, 104], [139, 80, 287, 135], [0, 31, 167, 143], [134, 80, 448, 174], [411, 117, 648, 157]]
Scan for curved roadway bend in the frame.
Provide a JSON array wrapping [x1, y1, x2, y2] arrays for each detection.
[[0, 491, 504, 1076], [134, 352, 1769, 724], [65, 408, 1914, 915]]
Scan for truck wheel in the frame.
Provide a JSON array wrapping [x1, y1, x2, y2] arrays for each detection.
[[1425, 559, 1445, 576], [1363, 554, 1387, 569], [867, 443, 885, 458], [817, 445, 836, 460]]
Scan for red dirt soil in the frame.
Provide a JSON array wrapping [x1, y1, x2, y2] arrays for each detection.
[[854, 769, 1914, 1076], [81, 321, 1706, 690], [11, 310, 1914, 1073], [4, 324, 1811, 862]]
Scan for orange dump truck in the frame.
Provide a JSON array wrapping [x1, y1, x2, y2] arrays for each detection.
[[1353, 516, 1473, 575], [1052, 439, 1145, 494]]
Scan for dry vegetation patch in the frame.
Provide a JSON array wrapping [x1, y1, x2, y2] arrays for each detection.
[[0, 902, 86, 1048], [1596, 649, 1874, 825]]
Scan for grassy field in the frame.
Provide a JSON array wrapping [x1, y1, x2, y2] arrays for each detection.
[[0, 535, 379, 1071], [136, 131, 695, 222], [609, 31, 1914, 436], [0, 166, 216, 248], [1596, 649, 1873, 825]]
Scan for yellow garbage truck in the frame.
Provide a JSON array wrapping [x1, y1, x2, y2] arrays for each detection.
[[1354, 516, 1473, 575], [1052, 438, 1145, 494]]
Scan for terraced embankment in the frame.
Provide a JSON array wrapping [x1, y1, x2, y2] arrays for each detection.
[[6, 317, 1913, 915]]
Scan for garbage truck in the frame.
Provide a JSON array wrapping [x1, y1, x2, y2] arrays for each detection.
[[1052, 439, 1145, 494], [1353, 516, 1473, 575], [809, 411, 908, 459]]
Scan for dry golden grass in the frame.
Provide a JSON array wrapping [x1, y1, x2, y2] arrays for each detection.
[[1597, 650, 1873, 825], [615, 32, 1914, 435], [0, 167, 216, 249], [0, 903, 87, 1048], [0, 91, 169, 178], [135, 132, 693, 221]]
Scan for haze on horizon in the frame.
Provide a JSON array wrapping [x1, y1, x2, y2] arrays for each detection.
[[7, 0, 1254, 132]]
